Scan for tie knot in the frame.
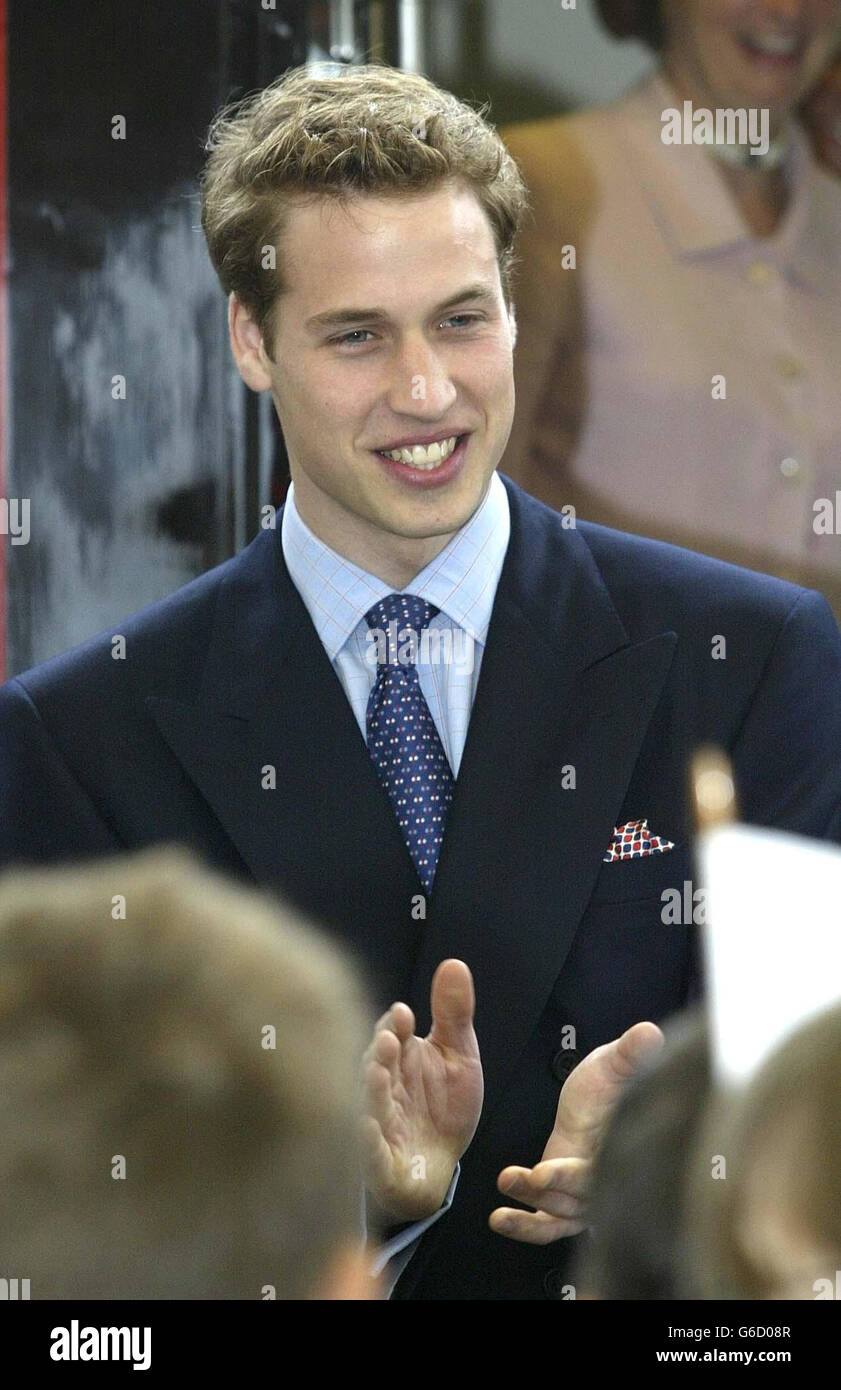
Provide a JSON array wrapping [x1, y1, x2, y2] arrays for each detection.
[[364, 592, 438, 635]]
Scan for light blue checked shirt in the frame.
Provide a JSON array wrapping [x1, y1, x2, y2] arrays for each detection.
[[281, 469, 510, 1293], [281, 470, 510, 777]]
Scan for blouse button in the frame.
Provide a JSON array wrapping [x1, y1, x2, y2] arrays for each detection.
[[746, 260, 774, 286], [775, 353, 804, 380]]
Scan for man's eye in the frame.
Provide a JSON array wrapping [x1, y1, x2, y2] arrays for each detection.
[[332, 329, 375, 346], [442, 313, 484, 329], [329, 315, 483, 346]]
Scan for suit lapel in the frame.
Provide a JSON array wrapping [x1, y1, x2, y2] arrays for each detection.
[[146, 524, 424, 1005], [409, 478, 678, 1119]]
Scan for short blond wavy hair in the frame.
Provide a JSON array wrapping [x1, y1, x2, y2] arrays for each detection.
[[200, 63, 529, 356]]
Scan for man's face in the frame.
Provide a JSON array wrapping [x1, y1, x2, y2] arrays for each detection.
[[661, 0, 841, 117], [232, 180, 515, 581]]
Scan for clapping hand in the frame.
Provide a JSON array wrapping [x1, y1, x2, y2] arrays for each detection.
[[361, 959, 484, 1222], [490, 1021, 664, 1243]]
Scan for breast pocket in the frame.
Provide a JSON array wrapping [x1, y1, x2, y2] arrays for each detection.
[[562, 842, 699, 1024], [586, 842, 696, 906]]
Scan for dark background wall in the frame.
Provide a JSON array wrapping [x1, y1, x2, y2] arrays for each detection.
[[6, 0, 308, 674]]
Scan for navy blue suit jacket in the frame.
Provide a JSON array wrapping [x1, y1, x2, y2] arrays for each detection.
[[2, 475, 840, 1299]]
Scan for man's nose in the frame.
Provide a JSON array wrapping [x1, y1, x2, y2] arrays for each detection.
[[760, 0, 807, 26], [385, 336, 458, 418]]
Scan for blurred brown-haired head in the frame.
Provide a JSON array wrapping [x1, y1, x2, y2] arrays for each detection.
[[0, 846, 372, 1299]]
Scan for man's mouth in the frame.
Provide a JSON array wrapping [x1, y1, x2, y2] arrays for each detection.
[[375, 433, 463, 472], [736, 30, 806, 66]]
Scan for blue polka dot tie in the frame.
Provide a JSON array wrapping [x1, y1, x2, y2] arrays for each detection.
[[364, 593, 455, 894]]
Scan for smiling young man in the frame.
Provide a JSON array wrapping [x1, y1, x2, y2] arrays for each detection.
[[1, 63, 841, 1301], [227, 181, 515, 590]]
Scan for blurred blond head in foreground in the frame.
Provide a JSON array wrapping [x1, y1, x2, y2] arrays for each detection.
[[0, 846, 373, 1299]]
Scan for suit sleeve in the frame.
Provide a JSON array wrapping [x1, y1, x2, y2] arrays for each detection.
[[0, 677, 122, 866], [730, 589, 841, 844], [368, 1165, 460, 1297]]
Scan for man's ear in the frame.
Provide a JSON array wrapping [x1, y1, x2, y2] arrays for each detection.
[[508, 303, 517, 349], [228, 293, 274, 392]]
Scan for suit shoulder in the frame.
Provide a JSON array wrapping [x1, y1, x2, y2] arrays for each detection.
[[575, 518, 827, 639]]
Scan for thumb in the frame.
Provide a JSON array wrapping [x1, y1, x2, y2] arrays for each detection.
[[429, 958, 476, 1052], [611, 1021, 665, 1080]]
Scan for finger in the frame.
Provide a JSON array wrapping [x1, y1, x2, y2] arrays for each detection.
[[372, 1001, 415, 1041], [497, 1157, 591, 1204], [428, 959, 475, 1053], [372, 1028, 401, 1071], [360, 1114, 392, 1184], [569, 1021, 664, 1093], [361, 1025, 399, 1078], [496, 1185, 585, 1220], [388, 1002, 415, 1042], [373, 1007, 394, 1034], [488, 1206, 589, 1244], [362, 1058, 397, 1127], [496, 1168, 586, 1220], [362, 1010, 395, 1071], [553, 1021, 665, 1144], [609, 1020, 665, 1080]]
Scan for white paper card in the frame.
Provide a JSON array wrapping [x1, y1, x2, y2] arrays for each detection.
[[698, 823, 841, 1088]]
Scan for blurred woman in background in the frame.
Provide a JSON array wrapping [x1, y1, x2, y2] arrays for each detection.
[[503, 2, 841, 622]]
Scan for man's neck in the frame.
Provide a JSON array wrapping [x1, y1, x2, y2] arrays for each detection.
[[290, 488, 461, 590]]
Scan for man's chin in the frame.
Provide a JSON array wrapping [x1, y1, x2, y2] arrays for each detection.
[[378, 492, 488, 543]]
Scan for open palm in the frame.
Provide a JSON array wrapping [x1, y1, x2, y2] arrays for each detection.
[[362, 959, 483, 1221]]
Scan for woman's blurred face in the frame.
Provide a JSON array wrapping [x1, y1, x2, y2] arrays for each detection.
[[660, 1, 841, 121]]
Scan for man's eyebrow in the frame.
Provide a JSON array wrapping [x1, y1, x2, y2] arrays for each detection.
[[305, 284, 498, 332]]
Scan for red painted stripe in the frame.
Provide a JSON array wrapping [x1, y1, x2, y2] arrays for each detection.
[[0, 0, 7, 681]]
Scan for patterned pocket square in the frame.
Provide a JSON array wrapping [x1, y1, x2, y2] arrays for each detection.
[[603, 818, 675, 863]]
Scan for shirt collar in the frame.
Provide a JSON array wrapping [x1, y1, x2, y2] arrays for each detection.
[[281, 471, 510, 662], [621, 68, 822, 284]]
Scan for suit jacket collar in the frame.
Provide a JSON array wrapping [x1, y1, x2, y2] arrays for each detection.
[[281, 470, 511, 658]]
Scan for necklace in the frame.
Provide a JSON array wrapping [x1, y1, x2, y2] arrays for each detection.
[[708, 125, 793, 172]]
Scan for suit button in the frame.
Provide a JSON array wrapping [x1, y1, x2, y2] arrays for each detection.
[[544, 1268, 569, 1298], [551, 1047, 580, 1082]]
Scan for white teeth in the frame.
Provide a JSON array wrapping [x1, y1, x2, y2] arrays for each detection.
[[745, 33, 799, 56], [382, 434, 460, 468]]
